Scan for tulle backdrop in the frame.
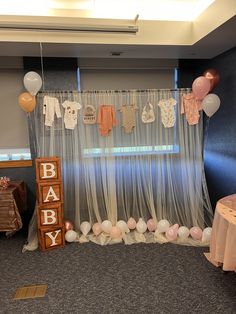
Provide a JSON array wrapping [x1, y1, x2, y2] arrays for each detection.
[[28, 88, 213, 235]]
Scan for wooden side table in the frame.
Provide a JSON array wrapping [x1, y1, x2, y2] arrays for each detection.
[[0, 181, 27, 234]]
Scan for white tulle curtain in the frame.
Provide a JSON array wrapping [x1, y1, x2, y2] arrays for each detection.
[[30, 88, 212, 232]]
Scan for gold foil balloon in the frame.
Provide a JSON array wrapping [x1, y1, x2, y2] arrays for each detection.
[[18, 92, 36, 113]]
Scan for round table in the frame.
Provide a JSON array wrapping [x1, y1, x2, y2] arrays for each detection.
[[205, 194, 236, 271]]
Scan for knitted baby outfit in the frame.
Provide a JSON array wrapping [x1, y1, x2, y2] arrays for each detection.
[[181, 93, 202, 125]]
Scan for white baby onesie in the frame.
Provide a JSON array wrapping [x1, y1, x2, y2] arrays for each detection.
[[62, 100, 82, 130], [43, 96, 62, 127], [158, 98, 177, 128]]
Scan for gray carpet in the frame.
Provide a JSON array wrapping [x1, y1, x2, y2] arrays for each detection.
[[0, 232, 236, 314]]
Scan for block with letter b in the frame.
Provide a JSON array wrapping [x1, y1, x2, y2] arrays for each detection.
[[38, 226, 65, 251], [37, 203, 63, 228], [35, 157, 61, 182], [37, 181, 63, 206]]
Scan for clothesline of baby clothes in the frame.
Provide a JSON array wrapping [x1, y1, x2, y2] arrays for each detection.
[[41, 90, 202, 136]]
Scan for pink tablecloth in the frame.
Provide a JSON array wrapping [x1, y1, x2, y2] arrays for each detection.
[[205, 194, 236, 271]]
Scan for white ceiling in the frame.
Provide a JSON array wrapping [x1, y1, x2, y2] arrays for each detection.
[[0, 0, 235, 59]]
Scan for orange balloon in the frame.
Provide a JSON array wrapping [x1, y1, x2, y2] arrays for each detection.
[[203, 68, 220, 91], [18, 92, 36, 113]]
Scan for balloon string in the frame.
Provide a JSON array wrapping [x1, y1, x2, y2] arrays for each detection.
[[204, 116, 210, 148], [40, 42, 45, 91]]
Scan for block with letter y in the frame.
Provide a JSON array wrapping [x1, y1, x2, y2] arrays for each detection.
[[38, 226, 65, 251]]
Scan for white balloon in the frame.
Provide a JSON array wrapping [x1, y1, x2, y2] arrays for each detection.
[[202, 227, 212, 243], [178, 226, 190, 239], [156, 219, 170, 233], [101, 220, 112, 233], [202, 93, 221, 117], [116, 220, 130, 233], [65, 230, 77, 242], [136, 218, 147, 234], [23, 71, 42, 96], [80, 221, 91, 236]]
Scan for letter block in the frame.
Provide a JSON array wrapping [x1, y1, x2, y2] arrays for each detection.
[[35, 157, 61, 182], [38, 226, 65, 251], [35, 156, 65, 252], [37, 181, 63, 206], [37, 203, 63, 228]]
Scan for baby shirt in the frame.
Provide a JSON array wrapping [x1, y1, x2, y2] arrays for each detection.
[[62, 100, 82, 130], [158, 98, 176, 128], [98, 105, 117, 136], [43, 96, 61, 127], [181, 93, 202, 125], [119, 104, 138, 133]]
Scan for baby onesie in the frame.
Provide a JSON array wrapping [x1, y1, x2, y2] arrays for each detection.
[[43, 96, 61, 127], [158, 98, 176, 128], [119, 104, 137, 133], [62, 100, 82, 130], [181, 93, 202, 125], [98, 105, 117, 136]]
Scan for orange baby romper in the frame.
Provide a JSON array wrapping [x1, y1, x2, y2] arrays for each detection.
[[98, 105, 117, 136]]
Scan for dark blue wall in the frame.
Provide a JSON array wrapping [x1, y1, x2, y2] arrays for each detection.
[[179, 47, 236, 208]]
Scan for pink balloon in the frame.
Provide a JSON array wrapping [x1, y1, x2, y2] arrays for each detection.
[[192, 76, 210, 100], [127, 217, 136, 230], [165, 227, 178, 241], [172, 224, 179, 232], [190, 226, 203, 240], [147, 219, 157, 232], [110, 226, 121, 239], [92, 223, 102, 236]]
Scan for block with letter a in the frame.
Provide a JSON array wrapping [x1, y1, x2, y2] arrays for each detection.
[[37, 181, 63, 206], [35, 156, 65, 251]]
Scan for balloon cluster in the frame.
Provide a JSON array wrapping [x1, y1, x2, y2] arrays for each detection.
[[192, 68, 220, 117], [18, 71, 42, 113], [154, 220, 212, 243], [63, 218, 212, 244]]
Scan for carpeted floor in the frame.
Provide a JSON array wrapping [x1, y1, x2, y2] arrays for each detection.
[[0, 231, 235, 314]]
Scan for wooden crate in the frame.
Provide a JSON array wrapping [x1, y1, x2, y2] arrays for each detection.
[[37, 181, 63, 206], [38, 226, 65, 251], [37, 203, 63, 229], [35, 157, 61, 182]]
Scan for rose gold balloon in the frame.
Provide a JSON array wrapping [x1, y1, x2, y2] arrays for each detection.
[[64, 220, 74, 232], [203, 68, 220, 91]]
